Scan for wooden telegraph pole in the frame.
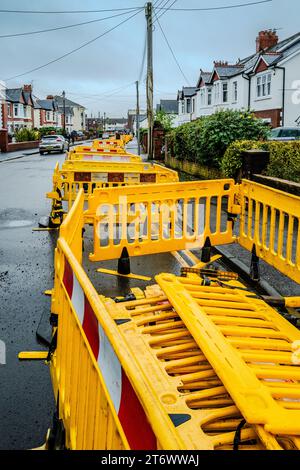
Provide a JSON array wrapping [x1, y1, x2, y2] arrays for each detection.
[[145, 2, 153, 159], [135, 80, 141, 155]]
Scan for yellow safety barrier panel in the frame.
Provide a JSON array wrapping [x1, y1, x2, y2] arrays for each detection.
[[69, 145, 127, 155], [238, 180, 300, 284], [92, 139, 125, 149], [66, 150, 141, 163], [103, 286, 300, 450], [49, 189, 195, 449], [156, 273, 300, 436], [47, 160, 179, 210], [85, 179, 238, 262]]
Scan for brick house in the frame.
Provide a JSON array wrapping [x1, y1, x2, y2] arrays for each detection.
[[2, 84, 34, 133], [34, 95, 60, 129], [177, 30, 300, 128]]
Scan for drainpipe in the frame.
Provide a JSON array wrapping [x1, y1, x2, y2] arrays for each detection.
[[274, 66, 285, 126], [242, 73, 251, 110]]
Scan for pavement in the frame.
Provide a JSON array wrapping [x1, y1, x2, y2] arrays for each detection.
[[0, 139, 92, 163]]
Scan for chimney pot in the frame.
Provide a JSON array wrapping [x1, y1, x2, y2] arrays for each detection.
[[23, 84, 32, 92], [256, 30, 278, 53], [46, 95, 54, 100]]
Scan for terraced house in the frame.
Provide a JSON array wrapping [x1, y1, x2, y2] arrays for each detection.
[[3, 84, 34, 133], [178, 30, 300, 128]]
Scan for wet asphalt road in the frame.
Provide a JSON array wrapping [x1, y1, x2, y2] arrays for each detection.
[[0, 151, 66, 449], [1, 144, 300, 449]]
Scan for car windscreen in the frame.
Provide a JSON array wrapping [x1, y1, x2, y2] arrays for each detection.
[[281, 129, 300, 138], [42, 135, 59, 140], [270, 129, 281, 138]]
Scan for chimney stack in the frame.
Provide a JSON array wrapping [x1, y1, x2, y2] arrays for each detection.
[[256, 30, 278, 53], [214, 61, 229, 67], [47, 95, 54, 100], [23, 84, 32, 92]]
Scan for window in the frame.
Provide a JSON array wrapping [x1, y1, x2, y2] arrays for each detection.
[[257, 73, 271, 98], [214, 83, 220, 103], [222, 83, 228, 103], [233, 81, 238, 102], [186, 98, 191, 113], [200, 89, 205, 106], [207, 88, 212, 106], [192, 98, 195, 113], [7, 104, 11, 117], [46, 111, 51, 121], [181, 101, 184, 113], [14, 104, 18, 117]]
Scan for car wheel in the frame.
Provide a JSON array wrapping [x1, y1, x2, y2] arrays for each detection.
[[40, 151, 44, 155]]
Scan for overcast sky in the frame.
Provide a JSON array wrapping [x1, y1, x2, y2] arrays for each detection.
[[0, 0, 299, 117]]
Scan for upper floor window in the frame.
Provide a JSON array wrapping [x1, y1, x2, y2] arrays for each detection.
[[207, 88, 212, 106], [200, 89, 205, 106], [233, 81, 238, 102], [46, 111, 51, 121], [7, 104, 11, 117], [222, 83, 228, 103], [257, 72, 271, 98], [186, 98, 191, 113], [14, 104, 19, 117], [181, 101, 184, 114], [192, 98, 195, 113], [214, 83, 220, 103]]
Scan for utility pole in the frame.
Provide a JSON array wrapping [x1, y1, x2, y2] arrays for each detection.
[[62, 90, 66, 134], [135, 80, 141, 155], [103, 112, 106, 131], [145, 2, 154, 159]]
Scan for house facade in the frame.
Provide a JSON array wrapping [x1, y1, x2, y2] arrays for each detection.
[[2, 85, 34, 133], [178, 30, 300, 128], [34, 96, 60, 129], [177, 87, 198, 125], [54, 96, 86, 133]]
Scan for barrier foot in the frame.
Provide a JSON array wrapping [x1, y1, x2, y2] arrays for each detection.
[[201, 237, 212, 263], [18, 351, 48, 360], [97, 268, 151, 281], [118, 247, 131, 275], [250, 244, 260, 281]]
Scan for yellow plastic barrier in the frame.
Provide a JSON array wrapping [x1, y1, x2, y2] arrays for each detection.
[[68, 145, 130, 155], [47, 160, 179, 210], [156, 273, 300, 436], [50, 189, 190, 450], [238, 179, 300, 284], [92, 139, 125, 149], [66, 150, 141, 163], [85, 179, 238, 262]]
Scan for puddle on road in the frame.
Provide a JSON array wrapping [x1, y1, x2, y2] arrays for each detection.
[[0, 208, 34, 229]]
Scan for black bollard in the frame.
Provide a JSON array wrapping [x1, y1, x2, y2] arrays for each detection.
[[118, 247, 131, 275]]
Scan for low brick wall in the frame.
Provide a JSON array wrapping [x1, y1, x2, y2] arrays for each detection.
[[7, 141, 40, 153], [165, 154, 223, 180], [252, 174, 300, 197]]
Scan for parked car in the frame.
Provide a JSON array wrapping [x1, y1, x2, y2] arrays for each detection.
[[39, 135, 69, 154], [268, 127, 300, 141]]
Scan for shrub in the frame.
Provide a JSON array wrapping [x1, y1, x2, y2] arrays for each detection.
[[15, 128, 39, 142], [221, 140, 300, 183], [39, 127, 65, 138], [168, 110, 270, 166]]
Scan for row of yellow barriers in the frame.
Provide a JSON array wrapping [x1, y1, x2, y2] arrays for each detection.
[[23, 134, 300, 449], [37, 176, 300, 449], [46, 136, 178, 226]]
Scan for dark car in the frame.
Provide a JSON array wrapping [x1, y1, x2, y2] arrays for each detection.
[[268, 127, 300, 141]]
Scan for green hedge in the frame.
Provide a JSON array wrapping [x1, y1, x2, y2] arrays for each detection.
[[15, 128, 39, 142], [167, 110, 269, 166], [221, 140, 300, 183]]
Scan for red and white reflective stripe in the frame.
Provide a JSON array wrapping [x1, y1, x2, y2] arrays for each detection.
[[82, 155, 131, 162], [63, 258, 157, 450]]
